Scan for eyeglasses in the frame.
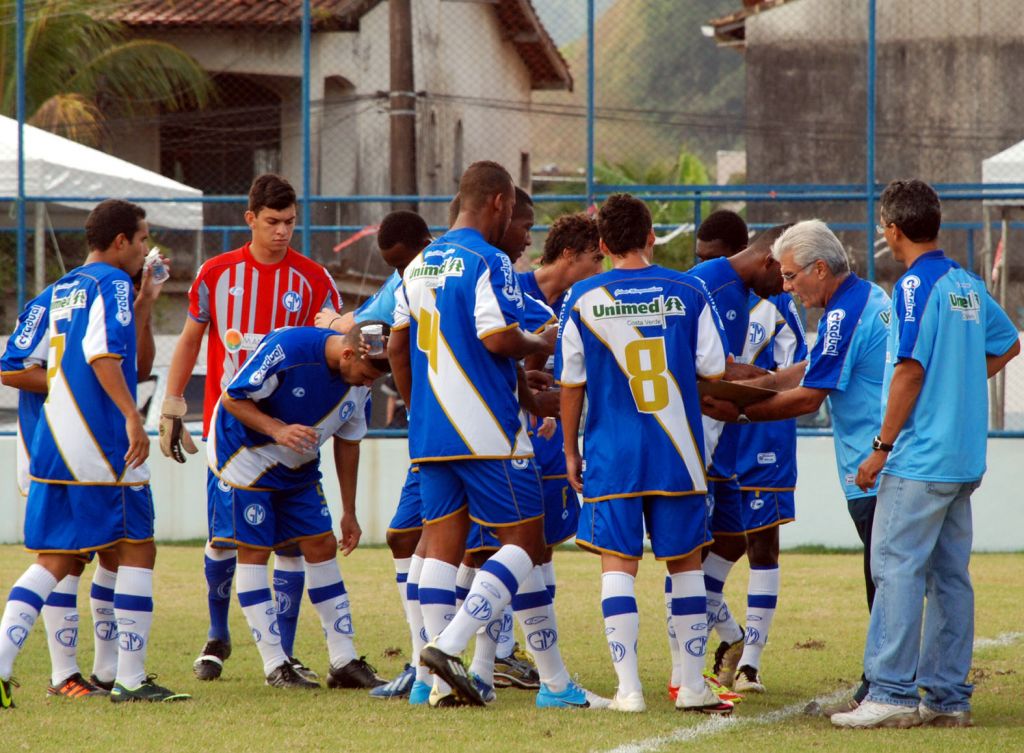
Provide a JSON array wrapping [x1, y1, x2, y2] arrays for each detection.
[[781, 261, 816, 282]]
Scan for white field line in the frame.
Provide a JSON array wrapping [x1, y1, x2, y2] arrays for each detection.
[[600, 631, 1024, 753]]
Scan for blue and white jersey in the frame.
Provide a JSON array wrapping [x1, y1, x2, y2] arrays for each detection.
[[883, 251, 1018, 482], [556, 265, 728, 501], [355, 270, 401, 325], [208, 327, 370, 491], [736, 292, 807, 490], [686, 257, 750, 480], [29, 263, 147, 485], [1, 286, 53, 495], [800, 274, 889, 500], [520, 270, 567, 323], [520, 290, 564, 477], [523, 292, 556, 335], [393, 227, 532, 462]]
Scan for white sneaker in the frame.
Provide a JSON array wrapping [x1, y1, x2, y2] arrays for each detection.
[[733, 665, 766, 693], [675, 680, 734, 714], [831, 700, 921, 729], [919, 702, 972, 727], [608, 690, 646, 713]]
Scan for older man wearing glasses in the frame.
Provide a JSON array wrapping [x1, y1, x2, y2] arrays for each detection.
[[701, 219, 890, 715]]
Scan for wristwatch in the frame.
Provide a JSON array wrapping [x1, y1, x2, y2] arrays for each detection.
[[737, 413, 751, 425], [872, 435, 894, 452]]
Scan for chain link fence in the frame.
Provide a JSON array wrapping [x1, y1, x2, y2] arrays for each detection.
[[1, 0, 1022, 430]]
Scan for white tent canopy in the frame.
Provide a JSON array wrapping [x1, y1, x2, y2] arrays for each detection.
[[982, 138, 1024, 191], [0, 114, 203, 230]]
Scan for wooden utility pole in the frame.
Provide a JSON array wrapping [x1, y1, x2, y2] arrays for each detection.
[[389, 0, 418, 210]]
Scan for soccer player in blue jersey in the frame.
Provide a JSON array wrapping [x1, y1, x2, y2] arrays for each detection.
[[1, 258, 166, 701], [0, 200, 188, 707], [831, 180, 1020, 729], [558, 193, 733, 714], [206, 322, 388, 690], [702, 219, 891, 713], [390, 161, 603, 709]]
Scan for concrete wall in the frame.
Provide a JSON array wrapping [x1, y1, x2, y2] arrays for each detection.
[[2, 436, 1020, 551]]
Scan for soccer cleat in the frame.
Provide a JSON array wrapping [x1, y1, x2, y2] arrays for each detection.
[[326, 656, 386, 689], [408, 679, 431, 706], [702, 671, 743, 703], [419, 642, 486, 707], [193, 638, 231, 681], [288, 656, 320, 682], [370, 663, 416, 699], [89, 674, 115, 693], [493, 643, 541, 689], [919, 703, 972, 728], [732, 665, 766, 693], [266, 661, 320, 689], [110, 675, 191, 703], [712, 635, 744, 688], [47, 673, 108, 699], [608, 690, 646, 713], [470, 673, 497, 704], [832, 700, 921, 729], [428, 684, 470, 708], [1, 677, 18, 709], [536, 680, 610, 710], [675, 680, 734, 715]]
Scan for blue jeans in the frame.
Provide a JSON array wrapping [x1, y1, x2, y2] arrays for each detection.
[[864, 475, 978, 711]]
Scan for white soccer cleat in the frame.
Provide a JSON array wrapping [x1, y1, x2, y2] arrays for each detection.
[[732, 665, 766, 693], [831, 700, 922, 729], [675, 680, 734, 715], [608, 690, 646, 713]]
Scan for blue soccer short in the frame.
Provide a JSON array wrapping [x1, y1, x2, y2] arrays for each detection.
[[208, 474, 332, 550], [418, 458, 544, 527], [24, 482, 154, 553], [387, 465, 423, 534], [465, 521, 501, 554], [543, 477, 580, 547], [576, 494, 712, 561], [708, 478, 746, 537], [740, 489, 795, 533]]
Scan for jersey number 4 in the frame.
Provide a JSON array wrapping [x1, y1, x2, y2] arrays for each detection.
[[624, 339, 669, 412]]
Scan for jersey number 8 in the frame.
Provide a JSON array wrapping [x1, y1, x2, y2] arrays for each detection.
[[624, 338, 669, 412]]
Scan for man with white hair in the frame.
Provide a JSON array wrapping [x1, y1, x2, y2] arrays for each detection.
[[701, 218, 890, 713]]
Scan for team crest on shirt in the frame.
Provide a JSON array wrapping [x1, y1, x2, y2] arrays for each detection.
[[725, 310, 737, 321], [748, 321, 767, 346], [249, 344, 286, 386], [282, 290, 303, 313], [113, 280, 133, 326], [511, 458, 529, 470], [339, 400, 355, 421], [822, 309, 846, 356], [14, 304, 46, 349], [292, 387, 306, 398], [217, 478, 232, 493], [901, 275, 920, 322]]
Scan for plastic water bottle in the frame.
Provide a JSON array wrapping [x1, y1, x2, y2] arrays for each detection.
[[145, 248, 169, 285]]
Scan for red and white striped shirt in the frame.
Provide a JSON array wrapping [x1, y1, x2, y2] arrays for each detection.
[[188, 243, 340, 436]]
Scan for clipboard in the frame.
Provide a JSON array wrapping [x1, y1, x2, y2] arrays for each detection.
[[698, 380, 777, 408]]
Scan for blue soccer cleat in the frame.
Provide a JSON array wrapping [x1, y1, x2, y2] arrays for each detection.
[[370, 663, 415, 699], [536, 680, 610, 710]]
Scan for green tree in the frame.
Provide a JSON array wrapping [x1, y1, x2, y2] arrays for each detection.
[[0, 0, 212, 145]]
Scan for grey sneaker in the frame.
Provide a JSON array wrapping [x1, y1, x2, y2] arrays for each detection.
[[919, 703, 972, 728], [831, 700, 921, 729], [805, 697, 859, 717]]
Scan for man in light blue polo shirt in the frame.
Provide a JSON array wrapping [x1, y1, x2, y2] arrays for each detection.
[[833, 179, 1020, 729], [701, 219, 890, 712]]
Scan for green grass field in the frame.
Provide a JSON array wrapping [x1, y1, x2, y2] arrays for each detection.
[[1, 545, 1021, 752]]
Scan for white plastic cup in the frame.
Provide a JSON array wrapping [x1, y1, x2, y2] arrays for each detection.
[[363, 323, 385, 356], [145, 248, 169, 285]]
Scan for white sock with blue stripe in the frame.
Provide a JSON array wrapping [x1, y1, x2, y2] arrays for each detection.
[[542, 560, 557, 600], [435, 545, 532, 657], [393, 556, 411, 620], [602, 571, 642, 696], [406, 555, 430, 683], [89, 565, 118, 684], [703, 552, 743, 643], [513, 567, 570, 692], [0, 564, 57, 680], [113, 566, 154, 689], [306, 558, 356, 668], [236, 563, 287, 676], [665, 575, 683, 688], [495, 605, 515, 659], [454, 563, 477, 611], [419, 558, 458, 695], [738, 566, 780, 670], [42, 575, 80, 686], [670, 570, 709, 695]]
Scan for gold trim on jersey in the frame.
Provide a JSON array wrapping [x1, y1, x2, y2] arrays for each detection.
[[478, 321, 520, 339], [29, 476, 150, 487]]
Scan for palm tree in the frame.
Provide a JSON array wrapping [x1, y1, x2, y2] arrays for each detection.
[[0, 0, 212, 146]]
